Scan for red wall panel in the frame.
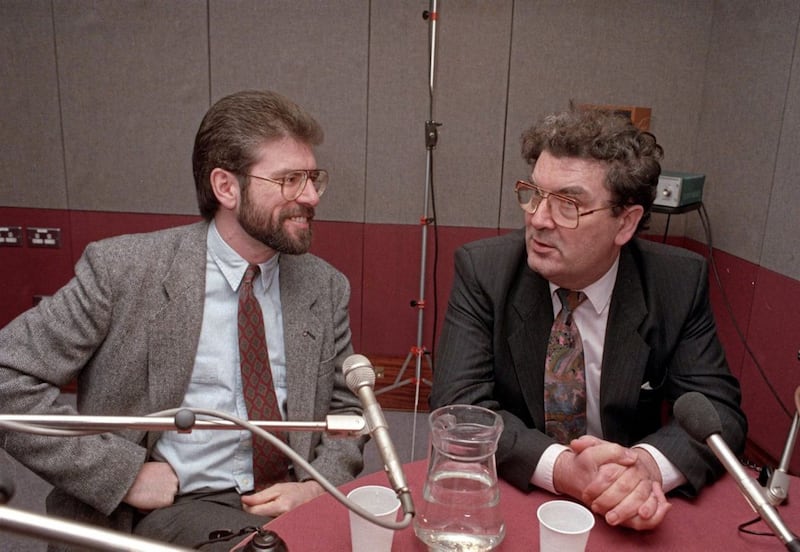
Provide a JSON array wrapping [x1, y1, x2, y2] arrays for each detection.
[[740, 268, 800, 475]]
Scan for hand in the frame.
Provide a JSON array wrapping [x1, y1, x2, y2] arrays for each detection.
[[553, 436, 639, 499], [122, 461, 179, 511], [571, 438, 672, 530], [241, 480, 324, 517]]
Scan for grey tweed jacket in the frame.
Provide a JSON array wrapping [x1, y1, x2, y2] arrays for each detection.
[[0, 221, 365, 535]]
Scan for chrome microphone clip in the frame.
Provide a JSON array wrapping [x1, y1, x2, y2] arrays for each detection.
[[767, 410, 799, 506], [766, 386, 800, 506]]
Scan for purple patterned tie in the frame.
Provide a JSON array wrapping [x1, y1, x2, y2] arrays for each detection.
[[238, 264, 288, 489], [544, 288, 588, 444]]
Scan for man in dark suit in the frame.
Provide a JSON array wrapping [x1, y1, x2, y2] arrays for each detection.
[[430, 106, 746, 531], [0, 90, 365, 550]]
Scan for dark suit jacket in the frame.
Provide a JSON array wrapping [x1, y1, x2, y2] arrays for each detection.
[[0, 221, 365, 539], [430, 228, 746, 496]]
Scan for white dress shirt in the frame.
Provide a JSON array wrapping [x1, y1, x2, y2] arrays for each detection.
[[531, 256, 687, 494]]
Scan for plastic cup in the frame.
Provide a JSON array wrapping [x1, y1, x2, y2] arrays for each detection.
[[347, 485, 400, 552], [537, 499, 595, 552]]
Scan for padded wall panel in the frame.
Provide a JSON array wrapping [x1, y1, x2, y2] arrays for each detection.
[[0, 2, 68, 209], [359, 223, 495, 357], [67, 211, 200, 265], [500, 1, 711, 232], [500, 1, 715, 229], [0, 207, 75, 328], [689, 2, 800, 263], [740, 267, 800, 475], [699, 245, 759, 381], [209, 0, 369, 224], [762, 18, 800, 281], [365, 2, 431, 226], [53, 1, 209, 215], [308, 221, 366, 352], [367, 1, 512, 228], [418, 1, 513, 228]]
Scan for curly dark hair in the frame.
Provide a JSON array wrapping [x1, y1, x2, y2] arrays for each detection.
[[192, 90, 323, 221], [520, 104, 663, 232]]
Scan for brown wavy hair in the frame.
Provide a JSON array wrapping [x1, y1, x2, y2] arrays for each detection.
[[521, 103, 663, 232], [192, 90, 323, 221]]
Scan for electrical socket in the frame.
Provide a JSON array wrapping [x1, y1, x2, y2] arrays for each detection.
[[26, 227, 61, 249], [0, 226, 23, 247]]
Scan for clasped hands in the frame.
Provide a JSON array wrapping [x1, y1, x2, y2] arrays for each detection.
[[553, 436, 672, 530]]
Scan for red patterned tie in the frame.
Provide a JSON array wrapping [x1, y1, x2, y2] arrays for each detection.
[[238, 264, 288, 489], [544, 288, 588, 444]]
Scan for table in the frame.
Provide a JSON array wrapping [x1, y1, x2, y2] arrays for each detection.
[[651, 201, 703, 243], [264, 459, 799, 551]]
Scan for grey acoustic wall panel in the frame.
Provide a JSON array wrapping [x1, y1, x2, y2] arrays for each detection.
[[365, 1, 431, 225], [209, 0, 369, 224], [0, 1, 68, 209], [54, 1, 209, 215], [366, 1, 513, 228], [499, 1, 715, 230], [689, 2, 800, 264], [428, 1, 513, 228], [762, 18, 800, 281]]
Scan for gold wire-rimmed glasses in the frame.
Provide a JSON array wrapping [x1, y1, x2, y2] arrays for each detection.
[[514, 180, 612, 229], [242, 169, 329, 201]]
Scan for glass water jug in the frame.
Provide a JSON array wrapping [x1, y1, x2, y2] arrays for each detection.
[[413, 404, 505, 551]]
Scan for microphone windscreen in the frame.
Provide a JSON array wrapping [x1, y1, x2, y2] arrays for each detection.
[[674, 391, 723, 442], [342, 354, 376, 392]]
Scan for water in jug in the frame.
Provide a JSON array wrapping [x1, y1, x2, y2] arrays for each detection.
[[413, 404, 505, 551]]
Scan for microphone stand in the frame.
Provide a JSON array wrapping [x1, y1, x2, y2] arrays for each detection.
[[0, 408, 412, 549], [374, 0, 440, 463], [768, 410, 800, 505]]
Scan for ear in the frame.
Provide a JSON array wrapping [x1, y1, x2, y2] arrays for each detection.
[[210, 168, 241, 211], [614, 205, 644, 246]]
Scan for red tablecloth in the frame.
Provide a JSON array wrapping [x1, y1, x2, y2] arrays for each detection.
[[265, 459, 799, 551]]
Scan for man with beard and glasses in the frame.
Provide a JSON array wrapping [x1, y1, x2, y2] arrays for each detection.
[[430, 106, 745, 531], [0, 90, 366, 550]]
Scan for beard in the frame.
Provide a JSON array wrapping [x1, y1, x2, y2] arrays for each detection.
[[238, 191, 314, 255]]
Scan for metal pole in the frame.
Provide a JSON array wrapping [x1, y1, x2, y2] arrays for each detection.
[[374, 0, 440, 461]]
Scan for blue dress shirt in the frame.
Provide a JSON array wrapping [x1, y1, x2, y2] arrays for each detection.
[[153, 221, 287, 494]]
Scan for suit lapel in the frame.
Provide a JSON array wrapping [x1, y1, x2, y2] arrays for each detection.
[[147, 223, 208, 414], [278, 256, 323, 448], [507, 267, 553, 429], [599, 245, 651, 442]]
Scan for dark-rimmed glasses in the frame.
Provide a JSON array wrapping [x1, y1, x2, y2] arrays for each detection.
[[514, 180, 612, 229], [242, 169, 329, 201]]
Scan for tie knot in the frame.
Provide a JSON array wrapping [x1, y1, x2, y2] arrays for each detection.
[[556, 288, 585, 313], [242, 264, 261, 288]]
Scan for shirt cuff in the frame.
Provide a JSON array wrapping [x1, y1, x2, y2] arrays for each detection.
[[531, 443, 570, 494], [633, 443, 688, 493]]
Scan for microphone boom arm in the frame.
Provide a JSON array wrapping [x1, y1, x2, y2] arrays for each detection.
[[0, 411, 365, 437]]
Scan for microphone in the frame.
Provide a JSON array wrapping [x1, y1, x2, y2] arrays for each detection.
[[342, 354, 415, 517], [675, 392, 800, 551]]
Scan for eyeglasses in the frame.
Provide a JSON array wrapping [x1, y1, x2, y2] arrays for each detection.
[[514, 180, 612, 229], [242, 169, 329, 201]]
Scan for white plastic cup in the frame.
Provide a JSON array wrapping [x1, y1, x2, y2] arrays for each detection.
[[537, 499, 595, 552], [347, 485, 400, 552]]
